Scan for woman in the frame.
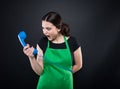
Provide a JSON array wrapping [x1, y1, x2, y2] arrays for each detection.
[[23, 11, 82, 89]]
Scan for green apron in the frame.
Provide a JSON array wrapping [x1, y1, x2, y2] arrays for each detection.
[[37, 36, 73, 89]]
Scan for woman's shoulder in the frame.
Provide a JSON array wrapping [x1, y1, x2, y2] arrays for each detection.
[[38, 36, 48, 48], [67, 36, 77, 42], [39, 36, 48, 43]]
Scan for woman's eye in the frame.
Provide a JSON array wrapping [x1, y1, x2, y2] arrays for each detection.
[[46, 27, 51, 31], [42, 27, 51, 31]]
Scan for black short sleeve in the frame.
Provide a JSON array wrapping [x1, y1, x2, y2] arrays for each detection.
[[38, 36, 48, 53], [68, 36, 80, 52]]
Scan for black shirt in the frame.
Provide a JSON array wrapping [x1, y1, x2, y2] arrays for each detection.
[[38, 36, 80, 54]]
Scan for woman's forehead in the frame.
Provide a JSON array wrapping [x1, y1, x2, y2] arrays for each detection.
[[42, 21, 54, 27]]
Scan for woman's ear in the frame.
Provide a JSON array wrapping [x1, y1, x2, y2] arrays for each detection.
[[57, 28, 61, 32]]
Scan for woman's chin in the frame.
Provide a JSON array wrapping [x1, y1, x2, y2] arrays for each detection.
[[47, 37, 52, 41]]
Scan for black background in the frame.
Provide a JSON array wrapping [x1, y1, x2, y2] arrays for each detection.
[[1, 0, 120, 89]]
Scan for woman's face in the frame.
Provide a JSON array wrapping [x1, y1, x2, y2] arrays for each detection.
[[42, 20, 60, 41]]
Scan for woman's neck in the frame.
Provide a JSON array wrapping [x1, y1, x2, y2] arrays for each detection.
[[51, 34, 70, 44], [52, 34, 64, 44]]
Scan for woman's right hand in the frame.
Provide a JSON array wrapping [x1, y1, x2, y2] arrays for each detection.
[[23, 44, 34, 57]]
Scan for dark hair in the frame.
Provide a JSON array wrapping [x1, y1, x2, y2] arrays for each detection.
[[42, 11, 70, 36]]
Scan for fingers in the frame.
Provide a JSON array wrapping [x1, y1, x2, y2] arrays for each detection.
[[23, 44, 34, 57], [23, 44, 29, 50]]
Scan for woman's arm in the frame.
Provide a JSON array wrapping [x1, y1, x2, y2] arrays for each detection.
[[23, 44, 43, 75], [72, 47, 83, 73]]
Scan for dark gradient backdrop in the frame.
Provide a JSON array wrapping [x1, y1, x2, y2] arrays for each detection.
[[1, 0, 120, 89]]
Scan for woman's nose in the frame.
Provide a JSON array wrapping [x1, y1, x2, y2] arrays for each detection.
[[43, 29, 48, 35]]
